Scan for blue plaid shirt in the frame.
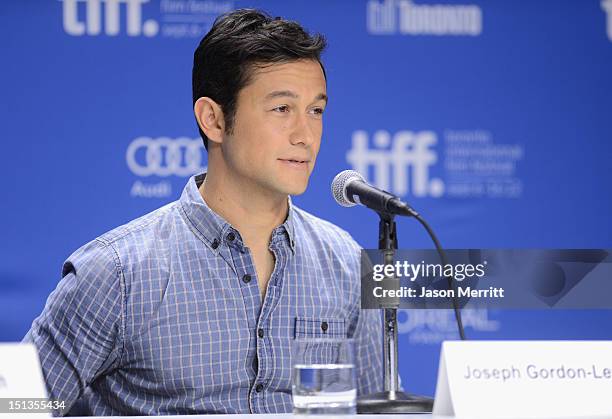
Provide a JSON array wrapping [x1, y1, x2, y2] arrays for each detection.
[[24, 174, 383, 415]]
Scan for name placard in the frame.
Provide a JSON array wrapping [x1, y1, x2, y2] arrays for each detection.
[[0, 343, 49, 417], [433, 341, 612, 418]]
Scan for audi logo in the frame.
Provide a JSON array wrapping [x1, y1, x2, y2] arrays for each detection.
[[126, 137, 207, 177]]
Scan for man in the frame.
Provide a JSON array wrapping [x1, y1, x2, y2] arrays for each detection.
[[25, 9, 382, 415]]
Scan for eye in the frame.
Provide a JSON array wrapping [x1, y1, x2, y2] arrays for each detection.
[[309, 107, 325, 116], [272, 105, 290, 113]]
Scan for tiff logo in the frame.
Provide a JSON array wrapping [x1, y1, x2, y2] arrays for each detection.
[[347, 130, 444, 197], [62, 0, 159, 37], [603, 0, 612, 41]]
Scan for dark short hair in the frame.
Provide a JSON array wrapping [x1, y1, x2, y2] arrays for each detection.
[[192, 9, 327, 150]]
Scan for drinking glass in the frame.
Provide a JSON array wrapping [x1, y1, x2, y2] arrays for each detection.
[[291, 338, 357, 415]]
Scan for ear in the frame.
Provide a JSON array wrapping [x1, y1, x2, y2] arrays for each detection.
[[194, 97, 225, 145]]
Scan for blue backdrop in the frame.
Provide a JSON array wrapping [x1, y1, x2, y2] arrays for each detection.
[[1, 0, 611, 397]]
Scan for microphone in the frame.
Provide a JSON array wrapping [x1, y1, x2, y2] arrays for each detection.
[[332, 170, 467, 342], [331, 170, 418, 217]]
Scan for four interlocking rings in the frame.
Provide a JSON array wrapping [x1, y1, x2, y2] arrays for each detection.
[[126, 137, 207, 176]]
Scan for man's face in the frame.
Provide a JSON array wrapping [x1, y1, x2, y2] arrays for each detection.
[[221, 59, 327, 196]]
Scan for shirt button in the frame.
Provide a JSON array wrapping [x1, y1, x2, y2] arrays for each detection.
[[211, 239, 219, 249], [321, 321, 329, 332], [255, 383, 264, 393], [242, 274, 252, 284], [227, 232, 235, 241], [257, 328, 264, 338]]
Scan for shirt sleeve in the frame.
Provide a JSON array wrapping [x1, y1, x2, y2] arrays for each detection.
[[337, 228, 384, 397], [350, 306, 384, 396], [22, 239, 124, 416]]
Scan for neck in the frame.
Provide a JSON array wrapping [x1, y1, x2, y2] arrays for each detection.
[[199, 169, 289, 247]]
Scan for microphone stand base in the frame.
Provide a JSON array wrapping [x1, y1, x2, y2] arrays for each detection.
[[357, 391, 433, 414]]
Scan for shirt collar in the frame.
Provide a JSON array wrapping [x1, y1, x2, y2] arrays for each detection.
[[180, 173, 296, 253], [284, 196, 296, 251]]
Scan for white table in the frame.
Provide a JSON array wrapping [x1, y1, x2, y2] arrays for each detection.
[[57, 415, 612, 419], [67, 416, 435, 419], [56, 415, 612, 419]]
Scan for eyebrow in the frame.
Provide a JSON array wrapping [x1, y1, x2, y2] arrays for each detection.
[[264, 90, 328, 104]]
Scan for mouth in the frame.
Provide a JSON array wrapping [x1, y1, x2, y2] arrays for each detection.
[[278, 158, 310, 169], [280, 159, 308, 163]]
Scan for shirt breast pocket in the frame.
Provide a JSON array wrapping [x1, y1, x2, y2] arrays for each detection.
[[294, 317, 346, 339], [293, 317, 349, 366]]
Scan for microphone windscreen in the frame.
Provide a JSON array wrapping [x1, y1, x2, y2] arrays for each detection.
[[331, 170, 365, 207]]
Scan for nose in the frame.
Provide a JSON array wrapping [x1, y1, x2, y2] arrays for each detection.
[[289, 112, 316, 147]]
